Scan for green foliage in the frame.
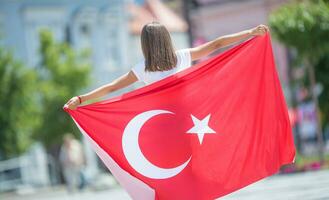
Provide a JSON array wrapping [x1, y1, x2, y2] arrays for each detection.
[[269, 0, 329, 126], [0, 48, 40, 159], [34, 30, 91, 148], [269, 0, 329, 61]]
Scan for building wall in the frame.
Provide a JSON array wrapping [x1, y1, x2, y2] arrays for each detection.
[[0, 0, 130, 88]]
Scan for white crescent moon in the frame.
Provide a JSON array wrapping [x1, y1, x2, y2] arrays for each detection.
[[122, 110, 191, 179]]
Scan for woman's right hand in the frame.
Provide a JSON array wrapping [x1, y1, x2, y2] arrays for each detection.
[[63, 96, 81, 110]]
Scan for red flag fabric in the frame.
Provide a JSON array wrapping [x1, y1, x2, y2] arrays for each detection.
[[64, 33, 295, 200]]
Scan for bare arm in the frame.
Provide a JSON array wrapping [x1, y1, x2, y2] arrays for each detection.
[[189, 24, 269, 61], [64, 70, 138, 110]]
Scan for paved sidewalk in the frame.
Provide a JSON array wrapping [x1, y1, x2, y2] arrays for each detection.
[[2, 170, 329, 200], [222, 169, 329, 200]]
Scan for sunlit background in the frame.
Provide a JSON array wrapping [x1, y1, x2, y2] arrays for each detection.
[[0, 0, 329, 199]]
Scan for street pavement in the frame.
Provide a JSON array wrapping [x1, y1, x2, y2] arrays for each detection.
[[2, 169, 329, 200]]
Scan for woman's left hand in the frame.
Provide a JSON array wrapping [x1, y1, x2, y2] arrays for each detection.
[[249, 24, 269, 36], [63, 96, 81, 110]]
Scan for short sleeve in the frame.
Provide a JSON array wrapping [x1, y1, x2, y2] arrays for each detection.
[[176, 49, 192, 70], [131, 60, 145, 82]]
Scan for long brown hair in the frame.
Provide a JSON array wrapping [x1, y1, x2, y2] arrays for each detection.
[[141, 22, 177, 72]]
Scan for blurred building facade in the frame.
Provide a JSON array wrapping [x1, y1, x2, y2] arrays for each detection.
[[0, 0, 130, 87]]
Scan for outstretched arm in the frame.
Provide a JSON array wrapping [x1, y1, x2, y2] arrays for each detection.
[[189, 24, 269, 61], [64, 70, 138, 110]]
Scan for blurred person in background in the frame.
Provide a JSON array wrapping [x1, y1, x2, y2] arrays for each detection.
[[64, 22, 268, 109], [59, 133, 86, 193]]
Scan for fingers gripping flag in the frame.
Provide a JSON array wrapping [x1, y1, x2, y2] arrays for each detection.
[[64, 33, 295, 200]]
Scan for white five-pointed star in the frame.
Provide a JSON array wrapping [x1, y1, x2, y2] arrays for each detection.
[[186, 114, 216, 144]]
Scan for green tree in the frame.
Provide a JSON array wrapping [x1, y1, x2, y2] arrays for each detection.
[[34, 30, 91, 148], [0, 48, 40, 159], [269, 0, 329, 161]]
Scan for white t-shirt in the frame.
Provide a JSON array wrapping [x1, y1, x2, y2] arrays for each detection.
[[131, 49, 192, 85]]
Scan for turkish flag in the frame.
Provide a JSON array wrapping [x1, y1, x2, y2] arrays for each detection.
[[64, 33, 295, 200]]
